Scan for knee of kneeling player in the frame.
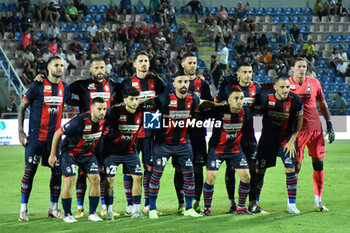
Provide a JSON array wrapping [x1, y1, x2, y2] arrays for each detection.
[[312, 161, 323, 171], [132, 175, 142, 184], [240, 172, 251, 183]]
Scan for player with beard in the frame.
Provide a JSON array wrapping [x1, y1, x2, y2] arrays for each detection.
[[167, 53, 212, 213], [48, 97, 107, 223], [255, 76, 303, 214], [18, 56, 71, 221], [122, 51, 166, 215]]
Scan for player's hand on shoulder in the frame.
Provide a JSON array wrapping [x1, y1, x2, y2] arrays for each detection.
[[33, 74, 45, 82]]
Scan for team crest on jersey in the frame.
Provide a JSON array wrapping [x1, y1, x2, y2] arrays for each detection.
[[307, 85, 311, 92], [211, 161, 216, 168], [66, 167, 72, 174], [290, 85, 296, 89], [224, 114, 231, 120], [285, 106, 290, 112], [88, 83, 96, 90], [156, 158, 162, 166]]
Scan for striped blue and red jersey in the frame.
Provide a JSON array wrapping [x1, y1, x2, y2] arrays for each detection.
[[103, 105, 142, 155], [209, 106, 250, 154], [123, 75, 166, 138], [60, 112, 105, 156], [259, 91, 303, 146], [154, 91, 200, 145], [69, 78, 118, 113], [23, 79, 71, 141]]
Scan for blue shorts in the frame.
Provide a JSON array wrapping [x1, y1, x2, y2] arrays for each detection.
[[207, 147, 249, 171], [61, 154, 100, 177], [153, 143, 193, 171], [136, 137, 154, 166], [257, 143, 296, 169], [25, 138, 52, 168], [191, 136, 207, 167], [104, 153, 143, 177]]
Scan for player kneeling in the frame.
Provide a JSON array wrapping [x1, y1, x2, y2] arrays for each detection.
[[203, 87, 252, 216], [49, 97, 107, 223]]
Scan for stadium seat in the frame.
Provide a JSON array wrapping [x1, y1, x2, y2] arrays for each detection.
[[95, 14, 106, 23], [228, 7, 236, 15], [276, 7, 284, 15], [285, 7, 294, 14], [265, 76, 274, 83], [83, 43, 90, 51], [227, 43, 234, 51], [258, 69, 267, 76], [114, 5, 119, 12], [134, 43, 142, 50], [310, 25, 319, 33], [248, 7, 256, 14], [144, 15, 154, 23], [318, 76, 326, 83], [83, 14, 93, 23], [35, 32, 43, 41], [89, 5, 98, 13], [202, 6, 209, 15], [300, 26, 309, 33], [254, 76, 264, 83], [197, 59, 206, 69], [266, 7, 275, 15], [317, 69, 327, 76], [99, 5, 108, 13], [210, 7, 218, 14], [61, 23, 70, 32], [336, 35, 345, 42], [304, 7, 313, 14], [283, 16, 291, 24], [230, 60, 237, 69], [77, 33, 87, 41], [137, 5, 146, 14], [170, 24, 178, 33], [344, 84, 350, 91], [322, 84, 333, 92], [81, 23, 89, 32], [0, 3, 6, 11], [295, 7, 303, 14], [334, 84, 344, 91], [71, 23, 80, 31], [14, 32, 22, 41], [335, 76, 344, 83], [274, 16, 282, 24], [292, 16, 301, 23], [325, 76, 334, 83], [257, 7, 266, 14], [326, 35, 335, 42], [7, 3, 18, 12], [319, 60, 328, 68], [302, 16, 312, 23]]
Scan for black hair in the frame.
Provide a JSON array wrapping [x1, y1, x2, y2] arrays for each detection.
[[122, 87, 140, 99], [237, 62, 252, 70], [181, 52, 196, 62], [92, 97, 106, 105], [275, 76, 289, 83], [293, 57, 309, 66], [134, 51, 149, 61], [47, 56, 63, 66], [90, 57, 105, 65], [173, 70, 186, 78]]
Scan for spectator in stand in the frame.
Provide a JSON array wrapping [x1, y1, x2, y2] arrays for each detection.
[[185, 32, 196, 47], [124, 39, 136, 56], [150, 22, 160, 39], [48, 39, 58, 55], [282, 49, 294, 70], [314, 0, 331, 20], [339, 45, 348, 63], [218, 42, 229, 76], [336, 59, 348, 79], [106, 4, 118, 22], [66, 49, 77, 72], [302, 39, 318, 61], [21, 63, 34, 87], [166, 58, 177, 77], [150, 0, 161, 16], [128, 21, 140, 42], [48, 22, 61, 41], [290, 24, 300, 44], [333, 92, 347, 115], [47, 1, 60, 22], [282, 41, 294, 56], [36, 0, 48, 23], [161, 24, 174, 43], [87, 20, 98, 42], [20, 12, 33, 32], [117, 23, 129, 43], [1, 13, 13, 36], [112, 63, 121, 78], [119, 0, 134, 14], [178, 22, 189, 36], [236, 1, 250, 21], [222, 22, 233, 43], [42, 47, 53, 62], [22, 28, 32, 49], [246, 40, 258, 57], [99, 22, 112, 42], [165, 3, 177, 26], [257, 34, 269, 50], [209, 20, 222, 50], [64, 1, 82, 23], [336, 0, 350, 15], [88, 40, 100, 58], [138, 22, 150, 41], [260, 48, 273, 72], [38, 38, 49, 54], [234, 39, 246, 63], [210, 55, 221, 88], [279, 24, 292, 43], [21, 48, 35, 69], [34, 50, 46, 72], [120, 56, 134, 77], [247, 32, 258, 47], [175, 33, 186, 47], [6, 96, 18, 115], [69, 38, 87, 65], [18, 0, 31, 14], [217, 5, 229, 22], [73, 0, 88, 16], [330, 48, 342, 71], [306, 64, 317, 78], [294, 49, 304, 60], [325, 0, 338, 15], [184, 0, 202, 22], [243, 14, 257, 32], [155, 3, 166, 25], [105, 58, 113, 77], [104, 47, 116, 65]]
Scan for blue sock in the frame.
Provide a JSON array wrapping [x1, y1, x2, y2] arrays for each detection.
[[62, 198, 72, 216], [185, 195, 193, 210], [149, 196, 157, 210], [89, 196, 99, 215], [50, 195, 59, 203], [21, 195, 28, 204]]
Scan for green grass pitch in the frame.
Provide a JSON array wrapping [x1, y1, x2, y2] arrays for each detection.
[[0, 141, 350, 233]]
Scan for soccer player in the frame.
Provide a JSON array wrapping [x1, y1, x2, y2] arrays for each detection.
[[203, 87, 252, 216], [102, 87, 144, 220], [289, 58, 334, 211], [146, 71, 222, 219], [18, 56, 71, 221], [69, 58, 120, 218], [215, 62, 263, 213], [168, 52, 212, 213], [48, 97, 107, 223], [122, 51, 166, 214], [255, 76, 303, 214]]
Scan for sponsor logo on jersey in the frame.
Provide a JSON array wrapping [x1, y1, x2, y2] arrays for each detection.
[[169, 100, 177, 107], [132, 82, 138, 87], [84, 125, 92, 131], [118, 125, 140, 132], [169, 110, 191, 119], [82, 132, 102, 140], [139, 91, 156, 99], [44, 85, 51, 92], [185, 159, 193, 167], [44, 96, 63, 105], [88, 83, 96, 90], [240, 158, 248, 166], [90, 163, 99, 172], [120, 115, 127, 121], [66, 166, 72, 174], [90, 92, 110, 99], [290, 85, 296, 89], [223, 123, 243, 132], [135, 164, 142, 173], [268, 101, 275, 106]]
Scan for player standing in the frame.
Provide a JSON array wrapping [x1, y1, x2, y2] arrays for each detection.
[[289, 58, 334, 211], [122, 51, 166, 214], [203, 87, 252, 216], [102, 87, 144, 220], [18, 56, 71, 221], [255, 76, 303, 214], [48, 97, 107, 223]]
